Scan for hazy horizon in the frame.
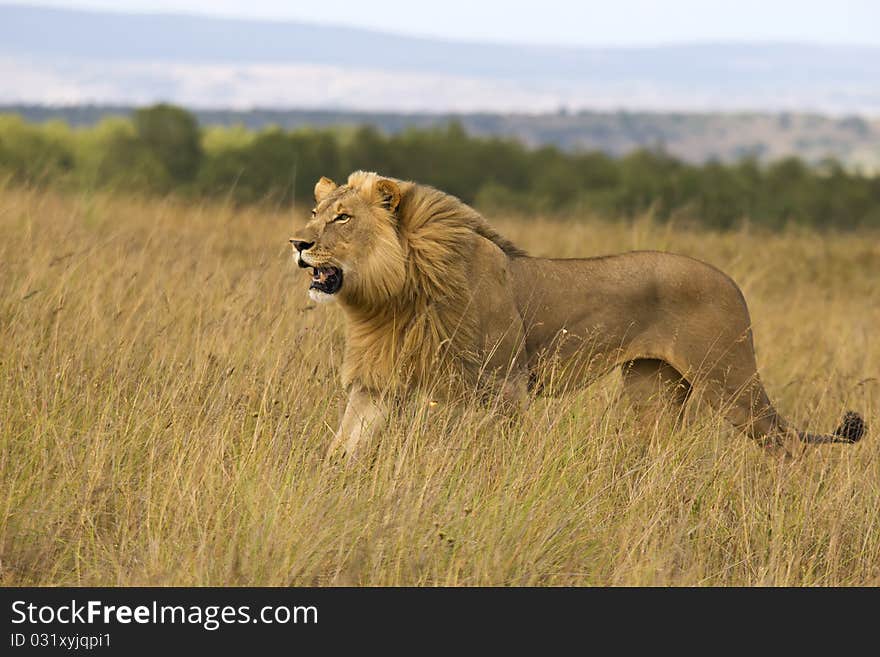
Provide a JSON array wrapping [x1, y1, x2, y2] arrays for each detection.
[[2, 3, 879, 115], [4, 0, 879, 48]]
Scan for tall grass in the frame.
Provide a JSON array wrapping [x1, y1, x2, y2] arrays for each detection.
[[0, 185, 877, 585]]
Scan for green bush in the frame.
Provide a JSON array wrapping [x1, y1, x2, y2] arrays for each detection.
[[79, 118, 169, 192], [0, 115, 74, 184], [134, 104, 203, 184]]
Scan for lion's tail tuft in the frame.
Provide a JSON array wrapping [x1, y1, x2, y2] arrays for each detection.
[[833, 410, 866, 443], [798, 410, 866, 444]]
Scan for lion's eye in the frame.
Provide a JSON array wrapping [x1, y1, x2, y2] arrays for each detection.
[[332, 213, 351, 224]]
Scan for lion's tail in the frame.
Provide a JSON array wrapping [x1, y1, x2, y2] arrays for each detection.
[[798, 410, 866, 444]]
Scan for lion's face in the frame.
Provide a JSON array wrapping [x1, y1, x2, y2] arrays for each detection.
[[290, 174, 406, 306]]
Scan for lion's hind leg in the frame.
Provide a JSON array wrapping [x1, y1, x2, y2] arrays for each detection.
[[621, 358, 692, 430]]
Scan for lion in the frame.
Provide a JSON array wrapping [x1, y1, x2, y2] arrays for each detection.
[[290, 171, 866, 461]]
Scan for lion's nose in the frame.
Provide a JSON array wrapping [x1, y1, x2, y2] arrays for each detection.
[[290, 239, 314, 253]]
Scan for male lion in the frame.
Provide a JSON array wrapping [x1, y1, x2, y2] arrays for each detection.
[[291, 171, 865, 461]]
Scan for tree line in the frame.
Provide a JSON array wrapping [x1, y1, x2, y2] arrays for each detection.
[[1, 103, 878, 229]]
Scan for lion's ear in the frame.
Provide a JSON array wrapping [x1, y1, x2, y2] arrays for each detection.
[[374, 178, 401, 213], [314, 176, 337, 202]]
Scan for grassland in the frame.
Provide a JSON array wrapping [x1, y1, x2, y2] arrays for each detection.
[[1, 184, 878, 586]]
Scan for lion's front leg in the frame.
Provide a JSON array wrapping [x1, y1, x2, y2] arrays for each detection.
[[327, 386, 387, 464]]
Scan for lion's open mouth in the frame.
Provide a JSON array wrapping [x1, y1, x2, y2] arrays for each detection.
[[310, 266, 343, 295]]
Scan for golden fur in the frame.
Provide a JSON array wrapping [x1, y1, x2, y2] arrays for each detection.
[[291, 171, 865, 461], [295, 171, 523, 393]]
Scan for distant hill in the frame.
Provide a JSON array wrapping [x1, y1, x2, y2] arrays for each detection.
[[2, 5, 880, 115], [4, 104, 880, 170]]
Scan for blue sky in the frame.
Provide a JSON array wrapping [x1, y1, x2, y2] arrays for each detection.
[[8, 0, 880, 47]]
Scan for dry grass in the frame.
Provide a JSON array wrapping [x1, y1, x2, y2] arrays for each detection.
[[1, 185, 878, 586]]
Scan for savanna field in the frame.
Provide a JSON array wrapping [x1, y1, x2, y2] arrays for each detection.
[[1, 183, 878, 586]]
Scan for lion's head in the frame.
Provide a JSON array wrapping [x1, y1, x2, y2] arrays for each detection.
[[291, 170, 528, 391], [290, 172, 408, 307]]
